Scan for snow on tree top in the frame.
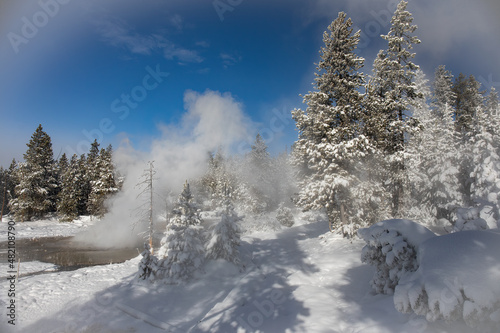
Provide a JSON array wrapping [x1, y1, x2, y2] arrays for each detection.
[[358, 219, 436, 248]]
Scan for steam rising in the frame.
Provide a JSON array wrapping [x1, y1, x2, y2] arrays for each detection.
[[73, 90, 253, 248]]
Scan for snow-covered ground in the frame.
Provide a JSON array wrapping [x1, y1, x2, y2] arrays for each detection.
[[0, 216, 96, 240], [0, 216, 492, 332]]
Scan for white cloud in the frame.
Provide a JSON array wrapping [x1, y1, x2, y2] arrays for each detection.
[[408, 0, 500, 57], [92, 15, 203, 63], [220, 52, 242, 68], [164, 45, 204, 63], [304, 0, 500, 58], [94, 17, 159, 55], [196, 41, 210, 48], [168, 14, 184, 31]]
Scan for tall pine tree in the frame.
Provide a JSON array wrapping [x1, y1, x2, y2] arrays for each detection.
[[453, 74, 484, 206], [57, 154, 80, 221], [156, 181, 205, 283], [292, 11, 375, 235], [244, 134, 272, 213], [10, 125, 57, 221], [0, 167, 8, 218], [365, 0, 421, 217], [88, 145, 119, 217], [469, 89, 500, 225], [206, 193, 242, 267], [406, 69, 461, 224], [452, 74, 483, 137]]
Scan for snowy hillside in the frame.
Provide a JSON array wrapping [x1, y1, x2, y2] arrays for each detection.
[[1, 215, 495, 333]]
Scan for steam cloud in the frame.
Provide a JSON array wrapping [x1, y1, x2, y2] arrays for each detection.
[[73, 89, 253, 248]]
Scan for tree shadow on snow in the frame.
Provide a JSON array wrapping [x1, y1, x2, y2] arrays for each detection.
[[192, 223, 322, 332], [333, 264, 425, 333]]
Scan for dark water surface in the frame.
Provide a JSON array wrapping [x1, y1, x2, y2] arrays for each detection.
[[0, 236, 139, 272]]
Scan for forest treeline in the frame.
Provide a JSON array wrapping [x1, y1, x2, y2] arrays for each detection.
[[291, 1, 500, 236], [0, 125, 121, 221]]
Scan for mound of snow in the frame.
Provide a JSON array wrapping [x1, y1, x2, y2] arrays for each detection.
[[394, 230, 500, 330], [358, 219, 436, 294], [454, 204, 499, 231]]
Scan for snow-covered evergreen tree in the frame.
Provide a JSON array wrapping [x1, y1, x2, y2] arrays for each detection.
[[0, 160, 17, 217], [485, 87, 499, 117], [269, 151, 296, 206], [57, 154, 81, 221], [249, 133, 271, 208], [453, 74, 484, 206], [137, 243, 159, 281], [206, 194, 242, 266], [170, 181, 202, 226], [9, 125, 58, 221], [406, 69, 461, 224], [237, 134, 273, 214], [156, 223, 205, 283], [81, 140, 100, 215], [359, 219, 435, 295], [201, 149, 227, 208], [86, 140, 100, 180], [365, 0, 421, 217], [469, 104, 500, 228], [75, 154, 91, 215], [88, 145, 119, 217], [155, 181, 205, 283], [249, 133, 270, 169], [0, 167, 8, 217], [5, 160, 18, 215], [276, 202, 294, 227], [431, 65, 456, 116], [292, 11, 375, 236], [453, 74, 483, 137], [55, 153, 69, 202]]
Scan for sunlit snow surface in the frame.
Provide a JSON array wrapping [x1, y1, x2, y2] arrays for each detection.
[[395, 230, 500, 331], [0, 216, 95, 240], [0, 214, 494, 332]]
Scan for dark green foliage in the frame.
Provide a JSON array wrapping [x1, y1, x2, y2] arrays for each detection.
[[87, 145, 119, 217], [452, 73, 484, 138], [10, 125, 58, 221], [6, 127, 120, 221]]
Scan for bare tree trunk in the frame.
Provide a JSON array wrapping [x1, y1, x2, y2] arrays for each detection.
[[1, 186, 5, 222], [148, 162, 154, 254], [340, 202, 346, 226]]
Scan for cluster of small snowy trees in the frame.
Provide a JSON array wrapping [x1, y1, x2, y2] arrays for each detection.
[[138, 181, 243, 283], [137, 134, 297, 283], [198, 134, 296, 218], [292, 1, 500, 236], [3, 125, 121, 221]]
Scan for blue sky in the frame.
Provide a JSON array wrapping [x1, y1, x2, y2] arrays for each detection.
[[1, 0, 499, 166]]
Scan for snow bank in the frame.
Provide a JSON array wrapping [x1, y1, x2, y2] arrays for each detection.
[[0, 261, 58, 278], [358, 219, 436, 294], [0, 216, 95, 240], [454, 204, 499, 231], [394, 230, 500, 330]]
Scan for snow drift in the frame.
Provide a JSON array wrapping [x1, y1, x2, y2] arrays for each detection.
[[358, 219, 436, 294], [394, 230, 500, 330]]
